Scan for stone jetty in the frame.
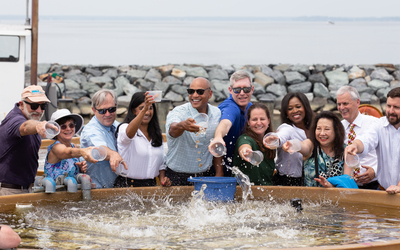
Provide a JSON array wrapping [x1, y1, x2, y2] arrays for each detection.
[[27, 63, 400, 117]]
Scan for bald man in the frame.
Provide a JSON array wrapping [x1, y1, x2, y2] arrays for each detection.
[[165, 77, 223, 185]]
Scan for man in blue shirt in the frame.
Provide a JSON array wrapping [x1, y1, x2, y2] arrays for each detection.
[[81, 89, 126, 188], [165, 77, 223, 185], [210, 70, 253, 176]]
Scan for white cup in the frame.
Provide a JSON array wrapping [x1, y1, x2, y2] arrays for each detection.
[[287, 139, 302, 154], [116, 160, 128, 177], [91, 146, 107, 161], [246, 150, 264, 165], [209, 141, 227, 157], [263, 132, 280, 149], [345, 154, 360, 169], [45, 121, 60, 139], [148, 90, 162, 102], [193, 113, 209, 129]]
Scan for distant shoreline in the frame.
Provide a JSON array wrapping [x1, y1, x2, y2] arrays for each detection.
[[2, 15, 400, 22]]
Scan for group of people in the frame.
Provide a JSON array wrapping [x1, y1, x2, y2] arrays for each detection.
[[1, 70, 400, 199]]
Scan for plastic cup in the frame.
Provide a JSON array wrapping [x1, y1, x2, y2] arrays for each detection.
[[116, 160, 128, 177], [263, 132, 280, 149], [246, 150, 264, 165], [193, 113, 209, 129], [209, 141, 227, 157], [345, 154, 360, 169], [91, 146, 107, 161], [148, 90, 162, 102], [45, 121, 60, 139], [287, 139, 302, 154]]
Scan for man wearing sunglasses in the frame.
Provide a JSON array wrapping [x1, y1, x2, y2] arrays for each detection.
[[165, 77, 223, 186], [210, 70, 254, 176], [0, 85, 51, 196], [80, 89, 127, 188]]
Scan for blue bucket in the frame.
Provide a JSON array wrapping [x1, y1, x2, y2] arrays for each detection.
[[187, 177, 237, 201]]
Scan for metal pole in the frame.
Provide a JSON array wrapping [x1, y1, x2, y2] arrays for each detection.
[[25, 0, 31, 25], [30, 0, 38, 85]]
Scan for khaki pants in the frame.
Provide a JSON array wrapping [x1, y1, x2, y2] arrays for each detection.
[[0, 187, 30, 196]]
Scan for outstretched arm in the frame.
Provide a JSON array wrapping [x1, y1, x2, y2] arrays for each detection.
[[125, 92, 155, 139], [169, 118, 200, 138], [19, 120, 47, 138]]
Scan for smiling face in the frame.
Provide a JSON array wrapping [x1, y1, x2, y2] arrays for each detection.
[[20, 100, 45, 121], [229, 77, 253, 111], [189, 77, 212, 113], [134, 102, 154, 125], [337, 92, 360, 123], [386, 97, 400, 128], [286, 97, 306, 127], [315, 118, 335, 149], [92, 94, 117, 127], [247, 107, 270, 138], [57, 118, 75, 142]]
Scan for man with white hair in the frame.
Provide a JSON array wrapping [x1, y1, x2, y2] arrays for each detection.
[[80, 89, 126, 188], [336, 86, 379, 189], [0, 85, 50, 196]]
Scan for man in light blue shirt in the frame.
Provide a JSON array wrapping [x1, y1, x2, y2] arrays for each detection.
[[81, 89, 126, 188], [165, 77, 223, 185]]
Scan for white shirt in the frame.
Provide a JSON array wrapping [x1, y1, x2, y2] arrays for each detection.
[[275, 123, 307, 177], [117, 124, 166, 179], [357, 116, 400, 189], [342, 113, 378, 184]]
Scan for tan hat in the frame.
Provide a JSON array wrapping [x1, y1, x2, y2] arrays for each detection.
[[21, 85, 50, 103]]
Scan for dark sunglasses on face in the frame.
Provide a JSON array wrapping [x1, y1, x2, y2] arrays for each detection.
[[95, 106, 117, 114], [232, 87, 252, 94], [23, 100, 47, 110], [187, 88, 210, 95], [60, 123, 76, 130]]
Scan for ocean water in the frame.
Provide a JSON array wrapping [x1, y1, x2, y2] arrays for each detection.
[[14, 20, 400, 65]]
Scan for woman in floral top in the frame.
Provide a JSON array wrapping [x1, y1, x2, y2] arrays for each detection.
[[44, 109, 95, 180], [283, 111, 351, 187]]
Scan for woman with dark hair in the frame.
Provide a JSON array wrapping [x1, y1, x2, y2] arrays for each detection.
[[264, 92, 315, 186], [283, 111, 351, 187], [233, 103, 275, 185], [114, 92, 171, 187]]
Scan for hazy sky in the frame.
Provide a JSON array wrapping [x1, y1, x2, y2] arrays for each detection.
[[1, 0, 400, 18]]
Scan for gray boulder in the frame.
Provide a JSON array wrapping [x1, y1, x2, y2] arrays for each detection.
[[349, 78, 367, 88], [208, 69, 229, 80], [376, 87, 391, 101], [82, 83, 101, 95], [117, 95, 133, 108], [284, 71, 307, 85], [123, 84, 140, 96], [154, 80, 169, 93], [183, 76, 195, 86], [127, 69, 147, 82], [163, 76, 183, 86], [65, 73, 87, 85], [85, 68, 102, 77], [274, 64, 291, 72], [257, 93, 277, 102], [390, 81, 400, 88], [348, 66, 366, 80], [266, 84, 287, 97], [66, 89, 88, 100], [308, 73, 327, 85], [270, 70, 286, 85], [221, 65, 235, 74], [254, 65, 273, 76], [367, 79, 390, 90], [165, 91, 184, 102], [313, 82, 330, 98], [393, 70, 400, 81], [315, 64, 328, 73], [64, 79, 81, 90], [370, 68, 394, 82], [89, 76, 113, 88], [324, 70, 349, 85], [103, 68, 118, 79], [288, 82, 312, 93], [145, 68, 162, 83], [134, 79, 154, 91], [358, 65, 376, 75], [186, 67, 209, 78], [290, 64, 310, 77], [37, 63, 52, 75], [171, 85, 188, 96], [158, 64, 174, 77], [253, 82, 266, 96]]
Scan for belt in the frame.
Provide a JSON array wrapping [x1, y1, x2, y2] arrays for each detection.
[[0, 183, 29, 190]]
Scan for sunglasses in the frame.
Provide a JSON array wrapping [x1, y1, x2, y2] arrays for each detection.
[[95, 107, 117, 114], [187, 88, 210, 95], [60, 123, 76, 130], [231, 87, 252, 94], [23, 100, 47, 110]]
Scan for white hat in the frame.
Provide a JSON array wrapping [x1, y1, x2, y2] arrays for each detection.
[[50, 109, 84, 135]]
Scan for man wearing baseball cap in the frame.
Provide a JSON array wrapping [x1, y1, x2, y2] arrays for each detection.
[[0, 85, 51, 196]]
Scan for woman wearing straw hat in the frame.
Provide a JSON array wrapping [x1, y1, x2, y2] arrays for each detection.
[[44, 109, 96, 180]]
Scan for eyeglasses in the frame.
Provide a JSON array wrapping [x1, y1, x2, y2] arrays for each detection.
[[60, 123, 76, 130], [23, 100, 47, 110], [187, 88, 210, 95], [231, 87, 252, 94], [95, 107, 117, 114]]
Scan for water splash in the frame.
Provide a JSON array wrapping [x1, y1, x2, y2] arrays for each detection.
[[227, 166, 254, 201]]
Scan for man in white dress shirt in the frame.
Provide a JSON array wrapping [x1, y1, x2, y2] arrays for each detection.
[[345, 87, 400, 194], [336, 86, 379, 189]]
